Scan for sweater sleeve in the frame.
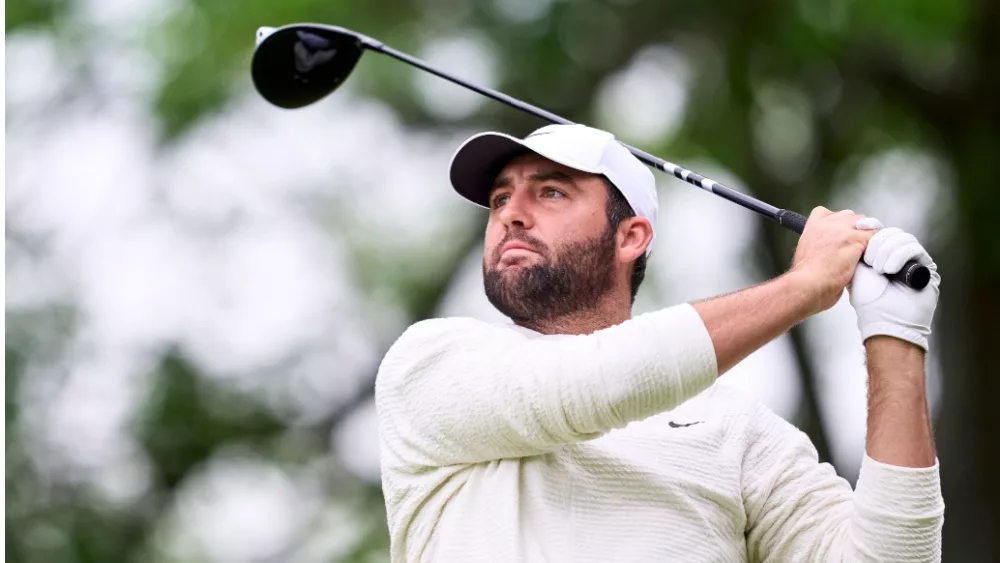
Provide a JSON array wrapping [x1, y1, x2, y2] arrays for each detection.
[[742, 402, 944, 563], [375, 303, 718, 468]]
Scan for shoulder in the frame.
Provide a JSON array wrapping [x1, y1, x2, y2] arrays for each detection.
[[376, 317, 519, 384], [394, 316, 483, 343], [387, 316, 516, 355]]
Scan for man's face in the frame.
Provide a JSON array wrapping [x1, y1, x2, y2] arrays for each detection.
[[482, 153, 618, 322]]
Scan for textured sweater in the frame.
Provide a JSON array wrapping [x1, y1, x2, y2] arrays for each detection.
[[375, 304, 944, 562]]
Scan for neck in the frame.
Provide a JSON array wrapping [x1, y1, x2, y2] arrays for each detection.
[[515, 292, 631, 335]]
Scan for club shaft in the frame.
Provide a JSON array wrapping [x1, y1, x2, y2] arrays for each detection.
[[372, 42, 780, 220], [361, 36, 928, 290], [372, 43, 576, 127]]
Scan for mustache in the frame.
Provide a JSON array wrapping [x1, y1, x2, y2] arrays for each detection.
[[490, 231, 549, 265]]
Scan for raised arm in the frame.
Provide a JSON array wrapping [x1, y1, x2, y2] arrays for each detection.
[[695, 207, 876, 373], [376, 207, 877, 468], [745, 225, 943, 562]]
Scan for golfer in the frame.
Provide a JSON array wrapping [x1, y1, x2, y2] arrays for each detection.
[[375, 124, 943, 562]]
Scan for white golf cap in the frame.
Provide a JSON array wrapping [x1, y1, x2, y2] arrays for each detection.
[[449, 123, 659, 254]]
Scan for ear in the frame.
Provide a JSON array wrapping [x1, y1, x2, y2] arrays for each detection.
[[617, 216, 653, 265]]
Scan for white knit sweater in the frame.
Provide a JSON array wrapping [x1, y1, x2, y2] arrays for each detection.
[[375, 304, 943, 562]]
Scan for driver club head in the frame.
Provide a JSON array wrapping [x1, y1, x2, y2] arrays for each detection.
[[251, 24, 369, 109]]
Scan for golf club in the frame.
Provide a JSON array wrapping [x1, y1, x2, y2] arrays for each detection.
[[250, 23, 930, 290]]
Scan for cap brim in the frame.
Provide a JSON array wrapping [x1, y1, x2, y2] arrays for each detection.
[[449, 132, 534, 208]]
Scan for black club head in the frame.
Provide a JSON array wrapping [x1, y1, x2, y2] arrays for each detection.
[[251, 24, 367, 109]]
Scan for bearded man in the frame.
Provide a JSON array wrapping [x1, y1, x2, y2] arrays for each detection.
[[375, 124, 944, 563]]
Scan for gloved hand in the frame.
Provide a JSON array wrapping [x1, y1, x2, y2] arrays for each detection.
[[848, 218, 941, 351]]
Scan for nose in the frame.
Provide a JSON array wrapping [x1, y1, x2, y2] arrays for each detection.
[[497, 188, 534, 230]]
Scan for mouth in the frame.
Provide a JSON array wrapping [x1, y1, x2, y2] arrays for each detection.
[[499, 241, 541, 262], [493, 241, 542, 268], [501, 242, 537, 255]]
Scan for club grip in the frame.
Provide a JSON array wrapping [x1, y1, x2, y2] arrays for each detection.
[[776, 209, 808, 234], [775, 209, 930, 290]]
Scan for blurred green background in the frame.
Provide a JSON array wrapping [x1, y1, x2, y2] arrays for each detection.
[[6, 0, 998, 561]]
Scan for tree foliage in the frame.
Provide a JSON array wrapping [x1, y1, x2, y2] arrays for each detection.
[[7, 0, 998, 560]]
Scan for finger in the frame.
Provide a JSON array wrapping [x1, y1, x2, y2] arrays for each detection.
[[914, 248, 935, 268], [863, 227, 903, 266], [833, 210, 867, 229], [831, 209, 860, 223], [871, 231, 908, 271], [809, 206, 833, 219], [855, 217, 884, 231], [882, 241, 927, 274], [849, 262, 890, 306], [872, 231, 917, 272], [851, 228, 878, 247]]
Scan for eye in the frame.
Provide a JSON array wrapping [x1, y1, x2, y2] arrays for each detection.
[[491, 193, 510, 209], [541, 187, 565, 198]]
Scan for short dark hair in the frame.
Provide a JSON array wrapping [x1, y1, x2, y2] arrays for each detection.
[[602, 177, 648, 304]]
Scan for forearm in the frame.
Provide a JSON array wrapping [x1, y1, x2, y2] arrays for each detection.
[[864, 336, 936, 467], [692, 271, 816, 375]]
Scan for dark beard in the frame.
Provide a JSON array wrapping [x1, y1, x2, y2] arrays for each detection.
[[483, 227, 617, 323]]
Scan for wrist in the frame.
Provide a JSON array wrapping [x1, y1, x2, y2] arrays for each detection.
[[865, 335, 927, 386], [777, 269, 824, 319], [865, 335, 926, 361], [860, 323, 929, 353]]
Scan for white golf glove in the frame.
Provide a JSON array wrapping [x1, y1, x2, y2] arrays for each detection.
[[848, 218, 941, 351]]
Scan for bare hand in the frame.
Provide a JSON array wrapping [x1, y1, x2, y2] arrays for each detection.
[[788, 207, 877, 314]]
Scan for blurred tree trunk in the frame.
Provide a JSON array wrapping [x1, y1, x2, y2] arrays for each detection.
[[711, 6, 839, 468], [937, 123, 1000, 560], [861, 0, 1000, 558]]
